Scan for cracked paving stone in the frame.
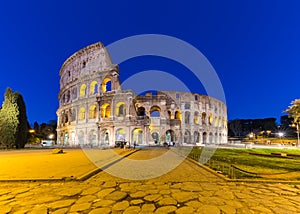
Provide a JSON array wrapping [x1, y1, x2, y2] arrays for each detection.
[[11, 188, 31, 195], [104, 191, 127, 201], [81, 187, 101, 195], [27, 205, 48, 214], [0, 194, 14, 202], [144, 194, 162, 202], [57, 188, 82, 197], [51, 208, 69, 214], [69, 202, 91, 212], [93, 199, 115, 207], [214, 190, 235, 200], [219, 205, 237, 214], [197, 205, 220, 214], [130, 191, 147, 198], [112, 200, 129, 211], [198, 190, 215, 197], [141, 204, 156, 212], [154, 205, 177, 214], [89, 207, 111, 214], [97, 188, 115, 198], [199, 196, 226, 206], [181, 182, 202, 192], [76, 195, 97, 204], [123, 206, 141, 214], [130, 199, 144, 205], [102, 181, 117, 188], [0, 190, 10, 196], [160, 189, 171, 195], [250, 205, 273, 213], [158, 197, 177, 206], [136, 184, 155, 191], [48, 199, 76, 209], [175, 206, 195, 214], [172, 192, 197, 203], [185, 200, 204, 209]]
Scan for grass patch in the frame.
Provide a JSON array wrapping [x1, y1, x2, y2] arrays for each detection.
[[188, 148, 300, 180]]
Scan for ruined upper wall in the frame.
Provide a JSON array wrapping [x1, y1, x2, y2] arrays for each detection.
[[59, 42, 116, 89]]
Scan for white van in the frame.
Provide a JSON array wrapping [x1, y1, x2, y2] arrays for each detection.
[[41, 140, 53, 147]]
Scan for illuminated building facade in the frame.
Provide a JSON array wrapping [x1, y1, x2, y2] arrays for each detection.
[[56, 42, 228, 146]]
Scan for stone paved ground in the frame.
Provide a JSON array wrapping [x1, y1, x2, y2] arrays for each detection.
[[0, 148, 300, 213]]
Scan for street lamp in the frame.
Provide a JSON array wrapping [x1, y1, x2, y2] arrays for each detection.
[[249, 133, 254, 139], [278, 132, 284, 145]]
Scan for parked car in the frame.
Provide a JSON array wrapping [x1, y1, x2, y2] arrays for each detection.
[[41, 140, 53, 147]]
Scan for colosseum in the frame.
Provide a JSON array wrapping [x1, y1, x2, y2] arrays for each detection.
[[56, 42, 228, 147]]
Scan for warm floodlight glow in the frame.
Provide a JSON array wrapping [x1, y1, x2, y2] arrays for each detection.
[[48, 134, 55, 139]]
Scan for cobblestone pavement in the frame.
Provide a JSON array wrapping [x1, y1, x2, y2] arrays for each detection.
[[0, 149, 300, 214]]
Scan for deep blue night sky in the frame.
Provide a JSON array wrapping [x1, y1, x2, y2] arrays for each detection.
[[0, 0, 299, 125]]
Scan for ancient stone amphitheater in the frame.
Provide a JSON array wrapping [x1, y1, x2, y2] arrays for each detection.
[[56, 42, 227, 147]]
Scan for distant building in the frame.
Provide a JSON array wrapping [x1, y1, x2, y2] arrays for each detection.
[[56, 42, 228, 147]]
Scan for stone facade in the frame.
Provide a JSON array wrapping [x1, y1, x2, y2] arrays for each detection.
[[56, 42, 227, 147]]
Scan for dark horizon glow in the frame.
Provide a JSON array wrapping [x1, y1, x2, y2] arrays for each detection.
[[0, 0, 299, 125]]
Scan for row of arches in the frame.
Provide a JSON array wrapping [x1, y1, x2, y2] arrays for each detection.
[[59, 105, 98, 125], [136, 104, 226, 128], [101, 102, 126, 118], [60, 78, 112, 105], [80, 77, 112, 97]]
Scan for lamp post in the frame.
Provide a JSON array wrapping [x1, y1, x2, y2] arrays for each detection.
[[278, 132, 284, 145]]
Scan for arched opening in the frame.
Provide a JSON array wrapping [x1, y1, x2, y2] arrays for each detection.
[[209, 132, 213, 144], [166, 130, 175, 143], [79, 107, 85, 120], [64, 132, 69, 145], [151, 132, 160, 144], [90, 81, 98, 95], [168, 110, 172, 119], [102, 78, 112, 93], [78, 130, 85, 145], [137, 106, 146, 116], [132, 128, 143, 145], [202, 112, 206, 125], [101, 129, 110, 145], [116, 102, 125, 117], [115, 128, 126, 142], [89, 105, 97, 119], [71, 109, 76, 121], [209, 113, 213, 125], [150, 106, 161, 117], [184, 130, 191, 144], [203, 132, 207, 144], [185, 111, 190, 124], [175, 110, 182, 121], [101, 103, 111, 118], [194, 112, 199, 124], [80, 84, 87, 97], [89, 130, 97, 146], [194, 131, 200, 143], [214, 117, 218, 127], [215, 132, 218, 144]]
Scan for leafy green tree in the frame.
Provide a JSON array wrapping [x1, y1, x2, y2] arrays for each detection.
[[0, 88, 29, 149], [285, 99, 300, 146], [285, 99, 300, 124]]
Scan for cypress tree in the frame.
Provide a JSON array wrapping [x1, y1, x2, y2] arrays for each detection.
[[0, 88, 29, 149], [15, 92, 29, 148]]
